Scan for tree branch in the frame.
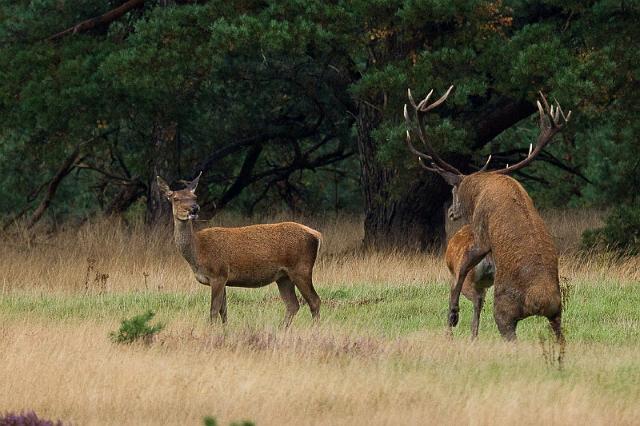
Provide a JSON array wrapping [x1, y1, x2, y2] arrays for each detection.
[[468, 99, 537, 150], [194, 135, 271, 175], [25, 145, 82, 229], [75, 162, 139, 184], [216, 143, 264, 209], [3, 131, 115, 230], [47, 0, 146, 41]]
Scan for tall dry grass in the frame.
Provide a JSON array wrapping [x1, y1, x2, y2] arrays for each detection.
[[1, 208, 637, 295], [1, 319, 639, 426]]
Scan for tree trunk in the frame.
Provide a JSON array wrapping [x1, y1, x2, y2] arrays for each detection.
[[356, 103, 450, 252], [146, 121, 178, 225]]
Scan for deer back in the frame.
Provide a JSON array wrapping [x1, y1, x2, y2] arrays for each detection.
[[194, 222, 321, 282], [458, 173, 558, 282]]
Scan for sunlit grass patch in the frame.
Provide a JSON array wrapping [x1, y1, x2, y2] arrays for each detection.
[[1, 278, 638, 344]]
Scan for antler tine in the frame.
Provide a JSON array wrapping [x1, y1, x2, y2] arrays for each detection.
[[479, 154, 492, 172], [539, 91, 551, 111], [405, 129, 435, 163], [418, 157, 442, 172], [493, 91, 571, 176], [554, 99, 562, 123], [406, 129, 451, 175], [536, 100, 545, 123], [417, 89, 434, 111], [404, 86, 462, 176], [407, 89, 418, 109], [557, 103, 570, 123], [422, 85, 454, 112]]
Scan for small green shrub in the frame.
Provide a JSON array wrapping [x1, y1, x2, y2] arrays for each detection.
[[582, 203, 640, 254], [202, 417, 255, 426], [203, 417, 218, 426], [109, 310, 164, 344]]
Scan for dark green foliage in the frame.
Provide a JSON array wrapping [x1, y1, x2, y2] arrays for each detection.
[[109, 310, 164, 344], [0, 1, 638, 249], [582, 203, 640, 255]]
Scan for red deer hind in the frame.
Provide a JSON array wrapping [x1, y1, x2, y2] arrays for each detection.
[[446, 224, 494, 340], [404, 86, 570, 348], [157, 173, 322, 327]]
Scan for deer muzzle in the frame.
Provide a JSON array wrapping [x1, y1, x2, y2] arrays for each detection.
[[188, 204, 200, 220]]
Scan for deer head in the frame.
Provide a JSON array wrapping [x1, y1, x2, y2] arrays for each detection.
[[404, 86, 571, 220], [157, 172, 202, 221]]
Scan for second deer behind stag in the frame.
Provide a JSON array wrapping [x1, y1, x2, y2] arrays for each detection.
[[446, 224, 494, 339]]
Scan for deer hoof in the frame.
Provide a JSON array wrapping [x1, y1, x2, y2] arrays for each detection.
[[448, 309, 459, 327]]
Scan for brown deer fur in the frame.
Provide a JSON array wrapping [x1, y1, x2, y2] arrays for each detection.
[[157, 174, 322, 326], [404, 87, 569, 347], [445, 224, 494, 339], [452, 173, 562, 341]]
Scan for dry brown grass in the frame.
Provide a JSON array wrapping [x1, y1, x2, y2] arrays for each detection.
[[1, 208, 637, 295], [1, 319, 638, 426]]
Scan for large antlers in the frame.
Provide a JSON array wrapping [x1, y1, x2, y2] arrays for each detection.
[[493, 92, 572, 175], [404, 85, 463, 176]]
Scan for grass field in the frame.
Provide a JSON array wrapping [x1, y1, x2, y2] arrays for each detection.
[[1, 211, 639, 425]]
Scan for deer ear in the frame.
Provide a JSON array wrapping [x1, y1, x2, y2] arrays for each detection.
[[186, 171, 202, 193], [156, 176, 173, 200], [440, 171, 463, 186]]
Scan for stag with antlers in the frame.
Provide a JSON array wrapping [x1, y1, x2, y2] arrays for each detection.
[[404, 86, 570, 351]]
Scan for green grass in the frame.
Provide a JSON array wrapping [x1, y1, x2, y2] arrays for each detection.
[[1, 279, 638, 345]]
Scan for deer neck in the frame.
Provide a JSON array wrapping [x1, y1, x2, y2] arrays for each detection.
[[457, 176, 482, 221], [173, 218, 199, 271]]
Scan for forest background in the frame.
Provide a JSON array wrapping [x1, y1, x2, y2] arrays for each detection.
[[1, 0, 638, 252]]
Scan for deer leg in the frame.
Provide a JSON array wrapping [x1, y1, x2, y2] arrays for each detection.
[[290, 270, 321, 321], [548, 312, 565, 367], [209, 278, 227, 324], [449, 247, 489, 328], [493, 294, 518, 341], [471, 291, 485, 340], [277, 277, 300, 328], [495, 317, 517, 341], [219, 287, 228, 323]]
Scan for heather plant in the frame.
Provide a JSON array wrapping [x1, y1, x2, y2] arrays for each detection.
[[109, 310, 164, 344], [0, 411, 63, 426]]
